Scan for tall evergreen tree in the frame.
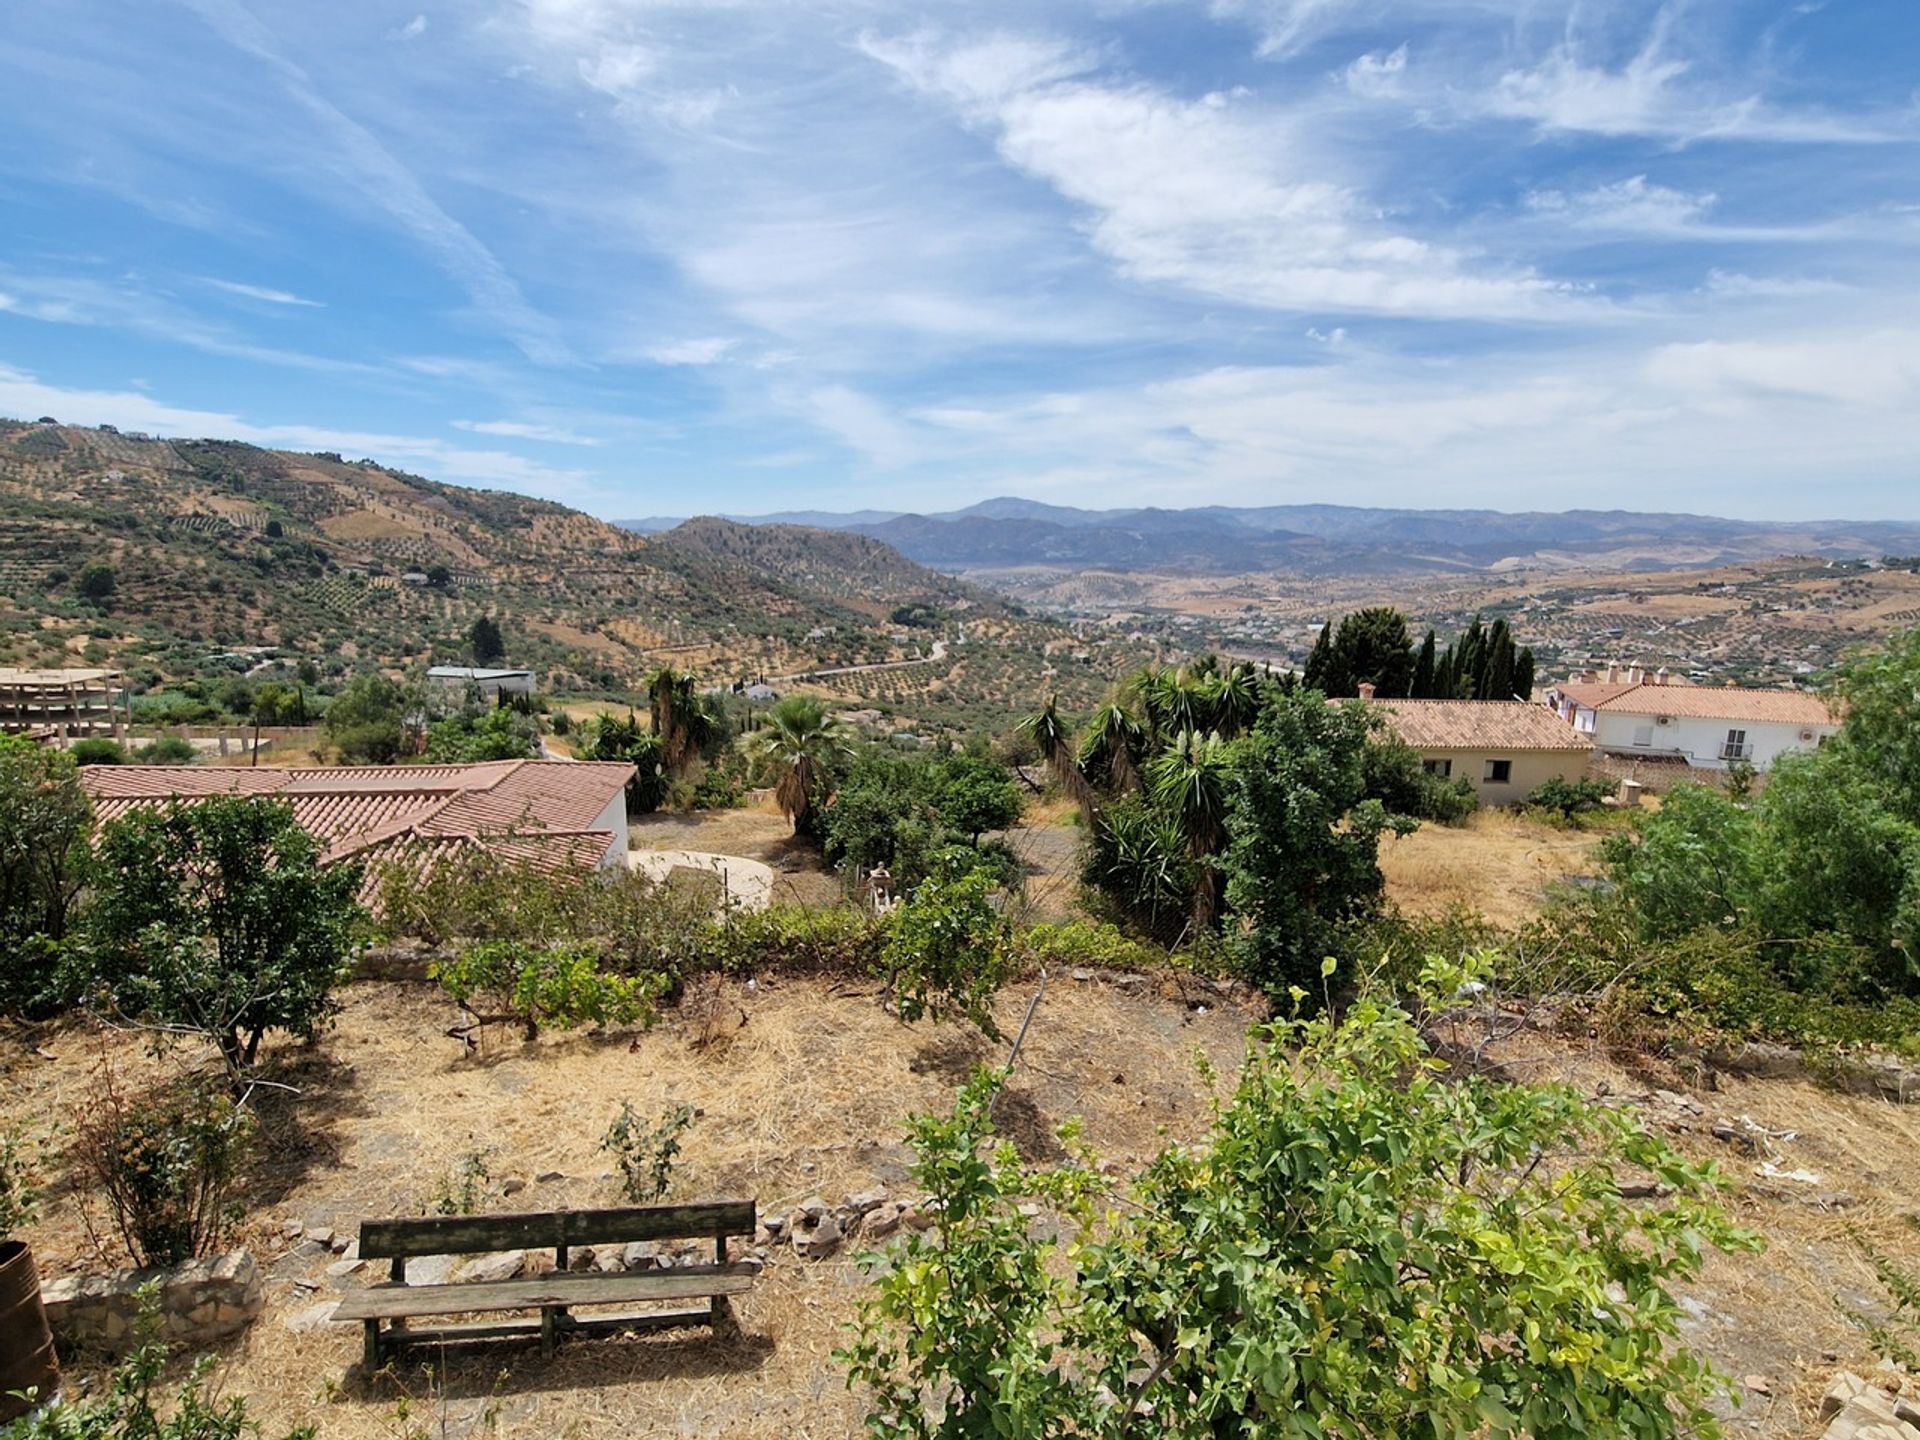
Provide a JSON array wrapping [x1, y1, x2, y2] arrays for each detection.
[[1484, 619, 1515, 700], [1514, 647, 1536, 700], [1303, 623, 1334, 693], [1411, 630, 1437, 698]]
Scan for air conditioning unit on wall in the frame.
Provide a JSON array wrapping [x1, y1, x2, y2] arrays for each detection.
[[1799, 730, 1815, 741], [1655, 715, 1672, 726]]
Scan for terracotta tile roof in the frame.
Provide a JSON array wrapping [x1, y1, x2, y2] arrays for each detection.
[[1364, 699, 1594, 753], [1551, 681, 1644, 709], [1557, 682, 1836, 726], [82, 760, 634, 870]]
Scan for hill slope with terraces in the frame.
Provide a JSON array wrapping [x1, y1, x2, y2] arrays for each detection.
[[0, 420, 1140, 722]]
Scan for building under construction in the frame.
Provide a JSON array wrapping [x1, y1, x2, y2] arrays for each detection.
[[0, 667, 130, 742]]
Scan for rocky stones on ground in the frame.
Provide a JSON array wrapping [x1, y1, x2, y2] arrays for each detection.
[[1818, 1373, 1918, 1440], [452, 1250, 526, 1285], [621, 1241, 652, 1271], [843, 1190, 888, 1217], [536, 1170, 567, 1183], [324, 1258, 365, 1281], [282, 1300, 339, 1333], [500, 1177, 529, 1197], [406, 1254, 457, 1286], [791, 1203, 843, 1260], [860, 1204, 906, 1240]]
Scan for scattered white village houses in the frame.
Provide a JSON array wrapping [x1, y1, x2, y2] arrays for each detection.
[[1545, 666, 1838, 771], [80, 759, 635, 897], [426, 665, 537, 701], [1354, 685, 1595, 806]]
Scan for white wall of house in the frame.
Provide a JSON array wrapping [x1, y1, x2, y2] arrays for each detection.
[[1589, 712, 1836, 771], [590, 784, 630, 869]]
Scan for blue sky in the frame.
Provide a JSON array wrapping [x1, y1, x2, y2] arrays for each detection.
[[2, 0, 1916, 519]]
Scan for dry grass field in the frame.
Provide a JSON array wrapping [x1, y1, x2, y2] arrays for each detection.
[[5, 975, 1919, 1438], [1378, 809, 1614, 928]]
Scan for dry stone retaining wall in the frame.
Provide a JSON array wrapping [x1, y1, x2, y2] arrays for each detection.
[[40, 1250, 262, 1356]]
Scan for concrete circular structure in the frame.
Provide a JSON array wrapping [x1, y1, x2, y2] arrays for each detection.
[[624, 848, 774, 913]]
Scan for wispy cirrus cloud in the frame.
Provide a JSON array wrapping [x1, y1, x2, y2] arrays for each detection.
[[862, 30, 1574, 321], [202, 276, 323, 307], [452, 417, 601, 445]]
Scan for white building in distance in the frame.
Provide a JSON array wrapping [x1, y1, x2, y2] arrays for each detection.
[[1546, 666, 1838, 772]]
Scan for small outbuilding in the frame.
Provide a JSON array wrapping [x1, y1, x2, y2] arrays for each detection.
[[427, 666, 536, 701], [1356, 688, 1595, 806]]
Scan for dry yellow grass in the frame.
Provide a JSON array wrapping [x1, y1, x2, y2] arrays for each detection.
[[1379, 809, 1608, 928], [8, 968, 1919, 1436]]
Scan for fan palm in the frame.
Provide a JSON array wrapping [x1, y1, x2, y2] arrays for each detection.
[[745, 696, 847, 834]]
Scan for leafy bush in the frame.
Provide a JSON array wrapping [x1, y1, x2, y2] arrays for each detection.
[[842, 956, 1759, 1440], [69, 737, 129, 766], [135, 734, 199, 765], [74, 1071, 251, 1268], [81, 797, 366, 1076], [0, 736, 91, 1007], [1, 1337, 314, 1439], [879, 860, 1014, 1037], [432, 939, 666, 1043], [426, 1148, 496, 1216], [0, 1124, 40, 1237], [1528, 775, 1615, 818], [576, 712, 668, 813], [602, 1103, 694, 1203], [425, 704, 539, 763], [1013, 919, 1165, 974], [1417, 770, 1479, 823]]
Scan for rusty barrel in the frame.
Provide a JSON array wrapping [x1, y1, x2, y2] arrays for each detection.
[[0, 1239, 59, 1421]]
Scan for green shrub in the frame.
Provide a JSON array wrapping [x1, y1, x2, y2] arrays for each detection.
[[1527, 776, 1615, 818], [879, 860, 1014, 1037], [1014, 919, 1165, 974], [69, 737, 129, 766], [602, 1103, 694, 1203], [75, 1072, 251, 1268], [0, 1123, 40, 1237], [0, 1337, 314, 1439], [431, 939, 666, 1043], [841, 956, 1759, 1440], [135, 734, 198, 765]]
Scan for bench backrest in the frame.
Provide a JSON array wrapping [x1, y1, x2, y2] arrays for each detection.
[[358, 1201, 757, 1261]]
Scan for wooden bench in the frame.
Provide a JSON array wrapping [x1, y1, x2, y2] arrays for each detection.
[[333, 1201, 757, 1366]]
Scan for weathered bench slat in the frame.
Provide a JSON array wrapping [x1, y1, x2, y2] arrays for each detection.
[[358, 1202, 756, 1259], [334, 1263, 758, 1322], [372, 1306, 713, 1350]]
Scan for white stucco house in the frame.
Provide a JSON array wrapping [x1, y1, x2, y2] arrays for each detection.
[[1545, 667, 1838, 772]]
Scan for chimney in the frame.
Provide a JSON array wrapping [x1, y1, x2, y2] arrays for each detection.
[[1604, 663, 1618, 684], [1357, 682, 1377, 701], [1654, 667, 1669, 686], [1627, 665, 1643, 685]]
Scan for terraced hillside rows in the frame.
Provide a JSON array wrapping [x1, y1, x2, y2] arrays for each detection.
[[0, 421, 1144, 727]]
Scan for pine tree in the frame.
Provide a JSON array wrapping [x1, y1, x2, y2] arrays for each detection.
[[468, 615, 506, 665]]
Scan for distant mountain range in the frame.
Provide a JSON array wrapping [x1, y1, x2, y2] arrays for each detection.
[[619, 499, 1920, 577]]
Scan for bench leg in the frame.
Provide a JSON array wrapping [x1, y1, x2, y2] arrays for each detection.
[[363, 1320, 382, 1371], [540, 1306, 557, 1358]]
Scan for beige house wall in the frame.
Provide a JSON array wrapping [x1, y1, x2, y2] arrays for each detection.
[[1416, 747, 1590, 807]]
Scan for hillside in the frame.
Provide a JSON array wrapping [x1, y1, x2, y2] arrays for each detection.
[[625, 497, 1920, 578], [0, 421, 1144, 727]]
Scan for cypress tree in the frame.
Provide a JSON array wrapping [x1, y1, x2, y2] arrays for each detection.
[[1303, 623, 1333, 692], [1411, 630, 1437, 698], [1514, 647, 1536, 700]]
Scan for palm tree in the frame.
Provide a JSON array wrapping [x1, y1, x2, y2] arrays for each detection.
[[1078, 700, 1145, 794], [745, 696, 846, 834], [1019, 695, 1097, 825], [1149, 728, 1231, 930], [647, 667, 703, 776]]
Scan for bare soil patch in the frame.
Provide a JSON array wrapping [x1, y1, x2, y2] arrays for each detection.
[[1380, 809, 1608, 928]]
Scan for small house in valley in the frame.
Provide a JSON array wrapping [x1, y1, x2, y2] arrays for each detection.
[[80, 759, 635, 897], [1545, 666, 1836, 771], [1356, 687, 1595, 806], [426, 665, 536, 701]]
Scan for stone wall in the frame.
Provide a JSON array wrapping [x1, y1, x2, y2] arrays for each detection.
[[40, 1250, 262, 1357]]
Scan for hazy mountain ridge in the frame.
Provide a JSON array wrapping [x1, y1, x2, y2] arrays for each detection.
[[620, 498, 1920, 577]]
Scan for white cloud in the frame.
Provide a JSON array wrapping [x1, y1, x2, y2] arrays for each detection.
[[643, 337, 736, 366], [1487, 38, 1899, 144], [1342, 44, 1406, 98], [1527, 176, 1714, 233], [202, 277, 324, 307], [1644, 330, 1920, 407], [1702, 269, 1849, 299], [395, 14, 428, 41], [793, 383, 921, 468], [864, 31, 1571, 320], [0, 363, 599, 498], [452, 418, 600, 445]]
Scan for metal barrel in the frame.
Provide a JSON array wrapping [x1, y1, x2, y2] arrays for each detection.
[[0, 1239, 60, 1421]]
